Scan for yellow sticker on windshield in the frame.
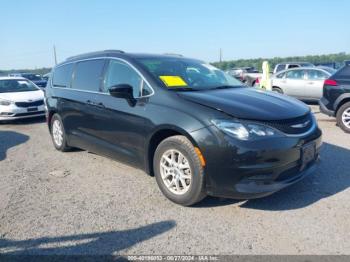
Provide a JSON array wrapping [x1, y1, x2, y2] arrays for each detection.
[[159, 76, 188, 87]]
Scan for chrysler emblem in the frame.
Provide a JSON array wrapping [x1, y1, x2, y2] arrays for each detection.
[[291, 120, 310, 128]]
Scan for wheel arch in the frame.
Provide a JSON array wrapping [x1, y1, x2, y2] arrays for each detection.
[[272, 86, 283, 92], [47, 110, 57, 131], [145, 125, 199, 176], [335, 95, 350, 114]]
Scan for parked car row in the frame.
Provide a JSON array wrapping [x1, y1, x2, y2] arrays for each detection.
[[0, 77, 45, 120], [8, 73, 48, 88], [319, 65, 350, 133]]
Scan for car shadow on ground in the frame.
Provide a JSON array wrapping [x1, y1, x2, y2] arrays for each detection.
[[0, 221, 175, 256], [196, 142, 350, 210], [0, 116, 46, 126], [0, 130, 29, 161]]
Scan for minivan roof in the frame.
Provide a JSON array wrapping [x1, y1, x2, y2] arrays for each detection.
[[60, 50, 202, 67]]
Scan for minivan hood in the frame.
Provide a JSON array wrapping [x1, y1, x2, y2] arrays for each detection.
[[178, 87, 310, 121], [0, 90, 44, 102]]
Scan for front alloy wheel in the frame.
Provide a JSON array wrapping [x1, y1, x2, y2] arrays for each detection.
[[154, 135, 206, 206], [160, 149, 192, 195]]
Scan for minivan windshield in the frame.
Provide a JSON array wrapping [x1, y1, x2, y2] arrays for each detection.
[[136, 57, 243, 91], [0, 79, 40, 93]]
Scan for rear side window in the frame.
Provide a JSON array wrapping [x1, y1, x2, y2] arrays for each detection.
[[335, 66, 350, 79], [52, 64, 74, 88], [306, 70, 328, 80], [72, 59, 105, 92]]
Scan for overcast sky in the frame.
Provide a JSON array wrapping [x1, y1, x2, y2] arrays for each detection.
[[1, 0, 349, 69]]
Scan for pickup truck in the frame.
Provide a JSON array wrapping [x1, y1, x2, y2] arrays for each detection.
[[226, 67, 263, 86]]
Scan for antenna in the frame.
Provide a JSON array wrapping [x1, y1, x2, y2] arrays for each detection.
[[53, 45, 57, 65]]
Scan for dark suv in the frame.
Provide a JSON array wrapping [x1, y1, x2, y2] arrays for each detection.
[[319, 65, 350, 133], [45, 50, 322, 206]]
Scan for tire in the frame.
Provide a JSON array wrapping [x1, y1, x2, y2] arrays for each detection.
[[153, 135, 206, 206], [272, 87, 283, 94], [336, 102, 350, 133], [50, 114, 71, 151]]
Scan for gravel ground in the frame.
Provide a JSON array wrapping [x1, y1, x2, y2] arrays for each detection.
[[0, 105, 349, 256]]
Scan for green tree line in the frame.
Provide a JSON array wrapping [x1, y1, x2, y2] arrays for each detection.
[[0, 67, 52, 77], [212, 52, 350, 71]]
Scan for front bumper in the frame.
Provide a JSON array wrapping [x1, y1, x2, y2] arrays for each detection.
[[191, 125, 322, 199], [0, 104, 45, 121]]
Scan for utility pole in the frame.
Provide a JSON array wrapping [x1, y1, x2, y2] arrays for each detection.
[[53, 45, 57, 65], [219, 48, 222, 63]]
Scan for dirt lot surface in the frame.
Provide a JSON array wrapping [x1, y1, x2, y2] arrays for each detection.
[[0, 105, 349, 255]]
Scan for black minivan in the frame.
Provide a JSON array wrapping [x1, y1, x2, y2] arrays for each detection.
[[45, 50, 322, 206]]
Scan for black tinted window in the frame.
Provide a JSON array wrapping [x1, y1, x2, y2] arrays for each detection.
[[288, 64, 299, 69], [104, 60, 143, 97], [53, 64, 74, 88], [72, 60, 105, 91], [335, 66, 350, 79]]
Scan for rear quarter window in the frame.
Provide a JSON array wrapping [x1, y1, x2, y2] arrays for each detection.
[[335, 66, 350, 79], [72, 59, 105, 92], [52, 64, 74, 88]]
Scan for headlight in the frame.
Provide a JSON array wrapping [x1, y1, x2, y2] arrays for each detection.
[[212, 119, 285, 140], [0, 99, 13, 106]]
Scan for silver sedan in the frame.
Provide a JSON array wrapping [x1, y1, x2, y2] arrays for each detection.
[[270, 67, 335, 101]]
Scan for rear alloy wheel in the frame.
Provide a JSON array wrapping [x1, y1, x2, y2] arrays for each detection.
[[337, 102, 350, 133], [154, 135, 206, 206], [50, 114, 71, 151]]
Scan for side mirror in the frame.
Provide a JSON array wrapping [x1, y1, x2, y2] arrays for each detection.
[[108, 84, 133, 99]]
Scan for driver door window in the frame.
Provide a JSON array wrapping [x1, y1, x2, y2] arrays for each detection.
[[103, 60, 147, 98], [286, 70, 305, 80]]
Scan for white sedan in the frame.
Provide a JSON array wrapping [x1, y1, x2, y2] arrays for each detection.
[[270, 67, 335, 101], [0, 77, 45, 121]]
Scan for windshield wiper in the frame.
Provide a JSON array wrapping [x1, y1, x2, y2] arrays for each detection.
[[211, 85, 239, 90], [167, 87, 196, 91]]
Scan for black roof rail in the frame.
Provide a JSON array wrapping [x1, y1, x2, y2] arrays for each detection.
[[65, 50, 125, 61]]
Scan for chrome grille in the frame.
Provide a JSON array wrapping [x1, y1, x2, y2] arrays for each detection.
[[15, 100, 44, 108], [263, 113, 314, 135]]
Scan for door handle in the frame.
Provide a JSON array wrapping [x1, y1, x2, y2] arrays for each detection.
[[86, 100, 105, 108], [307, 82, 314, 84], [97, 102, 105, 108]]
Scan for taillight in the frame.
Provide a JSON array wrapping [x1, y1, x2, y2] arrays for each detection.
[[255, 78, 260, 84], [324, 79, 338, 86]]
